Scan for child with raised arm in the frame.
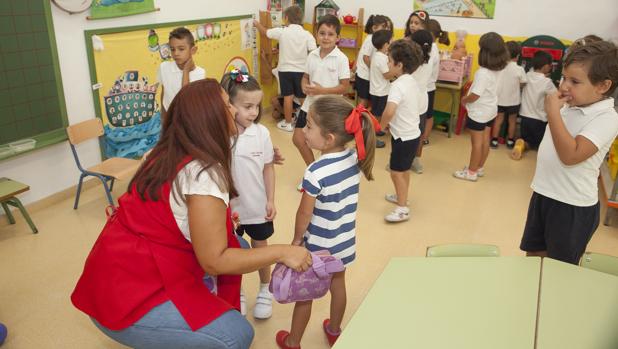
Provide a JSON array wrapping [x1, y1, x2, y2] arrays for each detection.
[[276, 96, 378, 349], [254, 5, 316, 132], [520, 40, 618, 264], [369, 29, 395, 148], [157, 27, 205, 120]]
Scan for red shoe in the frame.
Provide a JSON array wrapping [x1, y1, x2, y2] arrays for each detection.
[[322, 319, 341, 347], [276, 330, 301, 349]]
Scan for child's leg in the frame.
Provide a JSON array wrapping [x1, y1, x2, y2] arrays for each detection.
[[251, 239, 271, 283], [285, 300, 313, 347], [468, 129, 484, 171], [283, 95, 295, 124], [479, 126, 492, 168], [491, 112, 505, 143], [293, 128, 315, 165], [390, 170, 410, 206], [271, 97, 283, 120], [422, 117, 433, 142], [327, 270, 347, 332], [507, 113, 517, 140]]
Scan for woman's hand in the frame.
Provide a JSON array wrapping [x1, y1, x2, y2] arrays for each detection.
[[273, 147, 285, 165], [280, 246, 312, 272]]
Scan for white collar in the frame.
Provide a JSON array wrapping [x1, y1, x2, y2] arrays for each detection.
[[565, 98, 615, 116], [310, 46, 341, 59]]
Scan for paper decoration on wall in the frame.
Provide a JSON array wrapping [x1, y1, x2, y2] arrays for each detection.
[[414, 0, 496, 19], [240, 18, 256, 50], [90, 0, 157, 20]]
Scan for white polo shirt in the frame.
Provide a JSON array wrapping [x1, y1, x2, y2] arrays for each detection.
[[466, 67, 500, 123], [497, 61, 527, 106], [520, 71, 557, 122], [356, 34, 375, 80], [230, 123, 274, 225], [301, 47, 350, 112], [369, 51, 390, 97], [412, 63, 431, 115], [157, 61, 205, 111], [267, 24, 317, 72], [427, 42, 439, 92], [387, 73, 421, 141], [532, 98, 618, 207]]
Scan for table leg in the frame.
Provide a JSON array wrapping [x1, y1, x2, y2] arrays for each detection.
[[448, 90, 457, 138], [2, 201, 15, 224]]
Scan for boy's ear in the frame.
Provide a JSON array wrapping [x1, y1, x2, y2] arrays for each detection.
[[190, 45, 198, 54], [595, 79, 612, 96]]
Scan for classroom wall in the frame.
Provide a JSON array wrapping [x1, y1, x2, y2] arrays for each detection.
[[0, 1, 263, 206]]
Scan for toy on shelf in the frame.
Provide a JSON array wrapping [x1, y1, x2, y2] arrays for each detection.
[[314, 0, 339, 23], [450, 30, 468, 60], [342, 14, 357, 24], [438, 54, 473, 85]]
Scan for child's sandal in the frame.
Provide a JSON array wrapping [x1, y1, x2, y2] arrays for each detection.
[[323, 319, 342, 347], [276, 330, 301, 349]]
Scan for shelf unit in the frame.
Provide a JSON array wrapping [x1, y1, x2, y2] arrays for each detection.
[[311, 8, 364, 62]]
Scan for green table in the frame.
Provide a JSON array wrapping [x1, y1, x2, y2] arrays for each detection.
[[536, 258, 618, 349], [0, 177, 38, 234], [334, 257, 541, 349], [436, 81, 465, 138]]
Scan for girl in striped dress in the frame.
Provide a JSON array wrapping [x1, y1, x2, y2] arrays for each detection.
[[276, 96, 378, 349]]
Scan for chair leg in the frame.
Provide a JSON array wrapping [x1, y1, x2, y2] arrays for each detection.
[[74, 174, 86, 210], [109, 177, 115, 192], [1, 201, 16, 224], [9, 198, 38, 234], [96, 175, 115, 207]]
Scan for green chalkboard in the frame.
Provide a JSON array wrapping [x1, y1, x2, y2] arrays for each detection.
[[0, 0, 68, 161]]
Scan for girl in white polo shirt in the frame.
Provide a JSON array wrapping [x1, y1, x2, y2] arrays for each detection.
[[221, 71, 276, 320], [455, 32, 509, 182]]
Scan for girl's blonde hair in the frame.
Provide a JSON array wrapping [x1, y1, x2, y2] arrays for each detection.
[[309, 96, 376, 180]]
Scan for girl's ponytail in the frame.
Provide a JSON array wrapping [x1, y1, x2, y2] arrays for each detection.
[[364, 15, 375, 34], [438, 29, 450, 46], [358, 111, 377, 180]]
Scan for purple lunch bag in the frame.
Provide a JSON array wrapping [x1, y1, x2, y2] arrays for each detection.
[[270, 250, 345, 304]]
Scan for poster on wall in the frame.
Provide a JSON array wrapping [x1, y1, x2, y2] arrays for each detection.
[[85, 15, 255, 158], [90, 0, 157, 20], [414, 0, 496, 19]]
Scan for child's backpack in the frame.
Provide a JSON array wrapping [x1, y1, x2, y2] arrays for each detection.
[[270, 250, 345, 304]]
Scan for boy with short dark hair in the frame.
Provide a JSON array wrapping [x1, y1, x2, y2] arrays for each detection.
[[157, 27, 205, 117], [369, 30, 395, 148], [520, 40, 618, 264]]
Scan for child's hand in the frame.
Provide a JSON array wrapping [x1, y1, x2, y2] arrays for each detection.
[[304, 83, 317, 96], [231, 211, 241, 230], [280, 246, 312, 272], [291, 239, 304, 246], [545, 91, 569, 114], [253, 19, 259, 27], [183, 58, 195, 72], [265, 201, 277, 221], [273, 147, 285, 165]]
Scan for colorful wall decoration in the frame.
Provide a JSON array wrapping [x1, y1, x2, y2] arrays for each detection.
[[414, 0, 496, 19], [90, 0, 157, 20], [85, 15, 256, 158]]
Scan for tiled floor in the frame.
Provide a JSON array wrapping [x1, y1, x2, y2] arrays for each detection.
[[1, 118, 617, 348]]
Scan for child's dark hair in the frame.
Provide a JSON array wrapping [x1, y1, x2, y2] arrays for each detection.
[[309, 96, 376, 180], [220, 71, 263, 123], [573, 34, 603, 48], [411, 29, 433, 64], [426, 19, 450, 46], [169, 27, 195, 46], [531, 50, 553, 70], [317, 14, 341, 35], [364, 14, 391, 34], [478, 32, 509, 71], [564, 40, 618, 96], [505, 41, 521, 59], [388, 39, 423, 74], [371, 30, 393, 51], [404, 10, 429, 38], [284, 5, 303, 25]]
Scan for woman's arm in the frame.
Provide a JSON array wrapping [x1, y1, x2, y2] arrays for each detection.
[[188, 195, 311, 275], [293, 192, 316, 245]]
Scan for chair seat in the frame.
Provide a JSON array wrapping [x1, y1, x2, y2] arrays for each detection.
[[87, 157, 141, 181], [0, 177, 30, 202]]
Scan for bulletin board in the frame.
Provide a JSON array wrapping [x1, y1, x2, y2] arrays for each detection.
[[84, 15, 257, 158], [0, 0, 69, 161]]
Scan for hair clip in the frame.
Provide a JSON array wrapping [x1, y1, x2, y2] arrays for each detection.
[[413, 10, 428, 21], [229, 68, 249, 83]]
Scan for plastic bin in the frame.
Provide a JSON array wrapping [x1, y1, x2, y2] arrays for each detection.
[[8, 139, 36, 152]]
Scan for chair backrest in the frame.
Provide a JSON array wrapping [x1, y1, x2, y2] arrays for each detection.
[[426, 243, 500, 257], [66, 118, 104, 145], [579, 252, 618, 276]]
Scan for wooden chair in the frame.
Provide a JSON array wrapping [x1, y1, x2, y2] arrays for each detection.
[[0, 177, 38, 233], [66, 118, 141, 209], [579, 252, 618, 276], [426, 243, 500, 257]]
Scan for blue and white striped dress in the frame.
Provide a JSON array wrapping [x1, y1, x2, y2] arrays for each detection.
[[302, 149, 360, 266]]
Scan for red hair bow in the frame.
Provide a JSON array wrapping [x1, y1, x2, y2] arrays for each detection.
[[344, 104, 381, 161]]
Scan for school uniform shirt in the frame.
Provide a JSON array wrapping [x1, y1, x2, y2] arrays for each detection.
[[466, 67, 500, 123], [520, 71, 557, 122], [157, 61, 206, 111], [497, 61, 527, 106], [412, 63, 432, 115], [369, 51, 390, 97], [355, 34, 375, 80], [387, 73, 421, 141], [302, 149, 360, 266], [532, 98, 618, 207], [229, 123, 274, 225], [301, 47, 350, 112], [267, 24, 317, 72], [427, 42, 440, 92]]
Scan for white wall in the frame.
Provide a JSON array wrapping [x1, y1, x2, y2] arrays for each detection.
[[305, 0, 618, 41], [0, 0, 263, 205]]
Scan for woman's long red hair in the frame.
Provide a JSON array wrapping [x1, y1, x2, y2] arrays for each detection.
[[128, 78, 238, 201]]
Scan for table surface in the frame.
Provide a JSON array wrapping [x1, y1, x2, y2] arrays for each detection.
[[0, 177, 29, 201], [334, 257, 541, 349], [536, 258, 618, 349]]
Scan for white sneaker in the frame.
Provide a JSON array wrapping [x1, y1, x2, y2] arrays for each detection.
[[453, 167, 478, 182], [253, 288, 273, 319], [297, 181, 303, 192], [385, 206, 410, 223], [411, 158, 423, 174], [385, 194, 409, 205], [477, 167, 485, 177], [240, 289, 247, 316], [277, 120, 293, 132]]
